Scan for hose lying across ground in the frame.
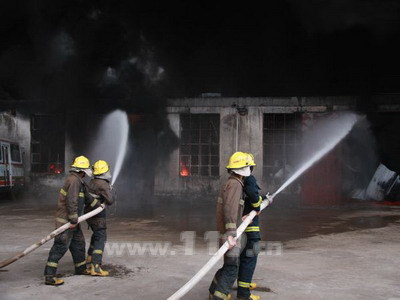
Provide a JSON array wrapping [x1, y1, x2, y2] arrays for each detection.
[[0, 204, 105, 269]]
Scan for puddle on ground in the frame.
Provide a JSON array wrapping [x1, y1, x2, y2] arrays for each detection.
[[232, 286, 274, 293], [254, 286, 274, 293], [58, 264, 145, 279], [134, 198, 400, 242], [3, 196, 400, 243], [101, 264, 146, 278]]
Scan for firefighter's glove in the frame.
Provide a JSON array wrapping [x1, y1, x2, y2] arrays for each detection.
[[89, 192, 100, 199], [266, 192, 273, 204], [227, 235, 237, 250], [242, 214, 254, 224]]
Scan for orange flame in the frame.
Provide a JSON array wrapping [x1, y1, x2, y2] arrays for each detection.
[[180, 162, 190, 177], [49, 164, 63, 174]]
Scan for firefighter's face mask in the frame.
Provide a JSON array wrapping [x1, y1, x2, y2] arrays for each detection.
[[232, 166, 251, 177]]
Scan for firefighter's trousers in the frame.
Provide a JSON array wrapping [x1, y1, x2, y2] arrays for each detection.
[[237, 237, 261, 299], [44, 225, 86, 276], [87, 217, 107, 265], [209, 236, 245, 300]]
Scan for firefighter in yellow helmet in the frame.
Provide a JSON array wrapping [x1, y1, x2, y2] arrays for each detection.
[[85, 160, 115, 276], [44, 155, 92, 286], [209, 152, 251, 300]]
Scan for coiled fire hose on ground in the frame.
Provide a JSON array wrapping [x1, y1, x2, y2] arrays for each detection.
[[167, 195, 274, 300], [0, 204, 105, 269]]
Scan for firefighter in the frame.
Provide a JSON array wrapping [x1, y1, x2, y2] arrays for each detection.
[[85, 160, 115, 276], [236, 153, 267, 300], [44, 155, 93, 286], [209, 152, 251, 300]]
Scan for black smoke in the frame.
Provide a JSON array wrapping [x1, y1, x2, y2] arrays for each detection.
[[0, 1, 170, 112], [1, 1, 400, 104]]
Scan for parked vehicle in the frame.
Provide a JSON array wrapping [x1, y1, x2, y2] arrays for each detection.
[[0, 139, 24, 192]]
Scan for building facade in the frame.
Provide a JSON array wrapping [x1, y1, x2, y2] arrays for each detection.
[[154, 95, 400, 204]]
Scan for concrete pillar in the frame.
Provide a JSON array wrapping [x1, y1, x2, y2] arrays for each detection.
[[219, 107, 237, 177], [237, 107, 263, 180], [219, 107, 264, 180]]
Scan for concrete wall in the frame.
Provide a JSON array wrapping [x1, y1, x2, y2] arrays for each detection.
[[155, 97, 310, 195], [154, 96, 400, 196]]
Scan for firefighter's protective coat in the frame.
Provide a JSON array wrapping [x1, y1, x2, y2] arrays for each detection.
[[55, 172, 87, 226], [216, 175, 244, 237]]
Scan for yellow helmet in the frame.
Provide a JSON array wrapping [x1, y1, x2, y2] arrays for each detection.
[[246, 153, 256, 166], [71, 155, 90, 169], [226, 152, 250, 169], [93, 160, 110, 175]]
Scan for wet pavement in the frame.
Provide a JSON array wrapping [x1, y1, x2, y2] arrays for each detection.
[[2, 194, 400, 244], [1, 194, 400, 299], [115, 194, 400, 243]]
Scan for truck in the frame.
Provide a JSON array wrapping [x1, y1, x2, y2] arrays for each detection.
[[0, 139, 25, 192]]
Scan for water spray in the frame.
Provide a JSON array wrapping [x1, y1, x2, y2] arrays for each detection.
[[89, 109, 129, 215], [109, 110, 128, 215], [168, 112, 361, 300], [111, 112, 129, 185], [273, 113, 361, 197], [88, 109, 129, 185]]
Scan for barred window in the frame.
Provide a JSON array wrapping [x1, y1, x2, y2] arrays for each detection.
[[180, 114, 220, 177], [263, 113, 300, 186]]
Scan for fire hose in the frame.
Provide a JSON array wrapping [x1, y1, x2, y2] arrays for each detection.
[[0, 204, 105, 269], [167, 194, 275, 300]]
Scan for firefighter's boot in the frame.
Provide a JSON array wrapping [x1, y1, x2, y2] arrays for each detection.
[[86, 255, 92, 271], [44, 276, 64, 286], [75, 267, 91, 275], [249, 282, 257, 290], [90, 263, 109, 276]]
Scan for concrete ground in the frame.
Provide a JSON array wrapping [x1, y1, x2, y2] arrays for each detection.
[[1, 196, 400, 300]]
